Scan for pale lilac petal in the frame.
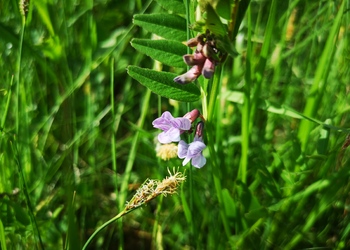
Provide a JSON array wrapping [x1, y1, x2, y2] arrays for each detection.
[[191, 154, 206, 168], [158, 132, 172, 144], [161, 111, 175, 120], [178, 138, 206, 168], [158, 127, 181, 144], [182, 156, 191, 166], [153, 123, 171, 132], [194, 136, 203, 142], [152, 111, 175, 131], [187, 141, 206, 157], [165, 127, 181, 142], [153, 111, 193, 144], [177, 140, 189, 159], [170, 117, 191, 130]]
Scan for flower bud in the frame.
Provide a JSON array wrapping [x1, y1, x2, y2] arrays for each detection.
[[186, 37, 199, 47], [202, 43, 218, 60], [195, 121, 204, 138], [183, 52, 206, 66], [185, 34, 204, 47], [183, 109, 200, 123], [173, 64, 202, 84], [202, 58, 215, 79]]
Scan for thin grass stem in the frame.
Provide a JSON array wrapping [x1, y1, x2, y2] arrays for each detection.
[[110, 57, 117, 175], [238, 4, 252, 184], [82, 210, 127, 250]]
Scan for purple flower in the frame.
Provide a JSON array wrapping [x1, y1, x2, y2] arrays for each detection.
[[177, 122, 206, 168], [152, 111, 191, 144], [178, 138, 206, 168]]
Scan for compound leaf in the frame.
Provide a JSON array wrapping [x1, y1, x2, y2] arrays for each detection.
[[127, 66, 200, 102], [131, 39, 187, 67], [133, 13, 187, 41]]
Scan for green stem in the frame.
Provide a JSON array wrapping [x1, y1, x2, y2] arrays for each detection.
[[0, 218, 6, 250], [116, 89, 151, 249], [249, 0, 276, 131], [207, 64, 222, 122], [16, 10, 44, 250], [297, 0, 345, 153], [184, 0, 195, 245], [110, 58, 117, 175], [1, 76, 13, 130], [151, 195, 163, 249], [205, 66, 231, 239], [12, 142, 44, 249], [82, 210, 128, 250], [238, 4, 252, 184]]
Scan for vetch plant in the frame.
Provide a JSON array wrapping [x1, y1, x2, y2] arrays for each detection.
[[127, 2, 238, 102], [153, 109, 207, 168], [4, 0, 349, 248]]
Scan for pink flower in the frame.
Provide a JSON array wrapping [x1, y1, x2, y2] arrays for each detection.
[[183, 51, 206, 66], [202, 58, 215, 79], [183, 109, 200, 123], [173, 65, 203, 84], [174, 30, 219, 84]]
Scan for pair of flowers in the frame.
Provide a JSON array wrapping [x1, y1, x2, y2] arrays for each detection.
[[174, 30, 221, 84], [153, 109, 206, 168]]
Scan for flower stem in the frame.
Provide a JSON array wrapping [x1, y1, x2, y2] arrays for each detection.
[[82, 209, 128, 250]]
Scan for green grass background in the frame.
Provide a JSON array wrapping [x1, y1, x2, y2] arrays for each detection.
[[1, 0, 350, 249]]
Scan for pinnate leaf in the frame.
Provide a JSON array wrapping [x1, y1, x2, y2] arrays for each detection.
[[156, 0, 185, 14], [127, 66, 200, 102], [205, 3, 227, 37], [133, 14, 187, 41], [205, 4, 239, 57], [131, 39, 187, 67]]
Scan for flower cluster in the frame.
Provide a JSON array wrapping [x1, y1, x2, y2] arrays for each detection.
[[153, 109, 206, 168], [174, 30, 221, 84]]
